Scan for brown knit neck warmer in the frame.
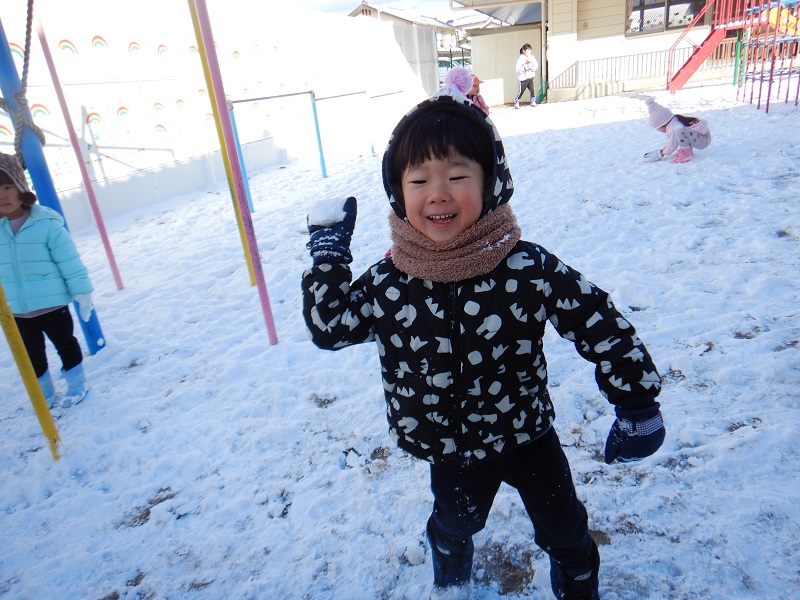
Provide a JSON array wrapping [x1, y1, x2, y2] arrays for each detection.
[[389, 203, 522, 283]]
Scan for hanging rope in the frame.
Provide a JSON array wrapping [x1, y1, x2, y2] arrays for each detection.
[[0, 0, 46, 170]]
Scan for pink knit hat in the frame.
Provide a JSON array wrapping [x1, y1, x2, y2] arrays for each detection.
[[646, 97, 673, 128], [0, 152, 37, 206]]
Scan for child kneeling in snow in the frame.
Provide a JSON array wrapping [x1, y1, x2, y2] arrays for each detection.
[[644, 97, 711, 163], [303, 79, 665, 599]]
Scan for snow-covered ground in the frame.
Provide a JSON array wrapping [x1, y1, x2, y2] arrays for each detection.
[[1, 81, 799, 599]]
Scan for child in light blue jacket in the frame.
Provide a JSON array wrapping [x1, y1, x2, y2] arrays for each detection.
[[0, 153, 94, 408]]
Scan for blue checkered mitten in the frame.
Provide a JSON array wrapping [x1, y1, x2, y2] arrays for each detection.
[[306, 197, 357, 266], [604, 405, 665, 464]]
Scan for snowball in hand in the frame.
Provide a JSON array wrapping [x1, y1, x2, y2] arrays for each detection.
[[308, 198, 349, 227]]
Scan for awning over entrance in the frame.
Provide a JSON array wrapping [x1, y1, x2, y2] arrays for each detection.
[[451, 1, 542, 25]]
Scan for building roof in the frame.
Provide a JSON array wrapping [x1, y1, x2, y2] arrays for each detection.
[[348, 2, 445, 28], [349, 1, 500, 30], [451, 1, 541, 26]]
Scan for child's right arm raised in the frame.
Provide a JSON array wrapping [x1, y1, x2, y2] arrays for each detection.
[[302, 196, 376, 350]]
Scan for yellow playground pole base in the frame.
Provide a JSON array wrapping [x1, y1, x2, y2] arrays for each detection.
[[0, 283, 61, 460]]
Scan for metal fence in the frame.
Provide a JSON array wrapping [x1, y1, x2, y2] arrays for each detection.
[[550, 37, 738, 88]]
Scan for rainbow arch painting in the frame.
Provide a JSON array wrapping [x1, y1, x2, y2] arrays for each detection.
[[232, 51, 241, 60], [9, 43, 25, 60], [59, 40, 78, 54], [0, 125, 12, 137], [157, 44, 168, 57], [154, 124, 167, 134], [92, 36, 107, 49], [152, 103, 165, 112], [30, 104, 50, 118], [189, 45, 199, 55], [86, 112, 103, 125], [175, 99, 186, 108], [117, 107, 130, 117], [128, 42, 141, 54]]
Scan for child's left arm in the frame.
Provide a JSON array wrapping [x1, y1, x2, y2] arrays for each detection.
[[540, 250, 665, 463]]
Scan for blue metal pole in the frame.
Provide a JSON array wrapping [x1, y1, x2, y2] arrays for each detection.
[[227, 100, 254, 213], [309, 91, 327, 179], [0, 18, 105, 354]]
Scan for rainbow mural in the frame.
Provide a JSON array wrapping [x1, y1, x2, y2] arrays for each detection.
[[198, 89, 207, 98], [152, 102, 164, 112], [232, 51, 241, 60], [128, 42, 141, 53], [175, 99, 186, 108], [86, 112, 103, 125], [59, 39, 78, 54], [157, 44, 168, 57], [30, 104, 50, 118], [116, 107, 130, 117], [0, 125, 12, 137], [9, 43, 25, 60], [189, 45, 199, 55], [154, 124, 167, 134], [92, 36, 107, 49], [205, 113, 214, 123]]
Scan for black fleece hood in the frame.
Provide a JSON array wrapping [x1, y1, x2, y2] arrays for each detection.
[[381, 94, 514, 221]]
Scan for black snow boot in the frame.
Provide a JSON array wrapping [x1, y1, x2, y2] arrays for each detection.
[[426, 519, 474, 598], [549, 541, 600, 600]]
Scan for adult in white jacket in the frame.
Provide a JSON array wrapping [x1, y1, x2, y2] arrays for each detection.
[[515, 43, 539, 108]]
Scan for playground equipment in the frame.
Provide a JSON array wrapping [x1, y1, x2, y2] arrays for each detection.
[[667, 0, 800, 112], [0, 8, 107, 355], [188, 0, 278, 345], [34, 12, 123, 291], [227, 99, 255, 213], [738, 0, 800, 110], [0, 283, 61, 460]]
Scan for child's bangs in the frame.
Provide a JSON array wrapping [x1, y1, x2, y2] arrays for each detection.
[[392, 106, 494, 181]]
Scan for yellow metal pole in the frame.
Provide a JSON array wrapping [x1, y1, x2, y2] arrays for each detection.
[[186, 0, 256, 286], [0, 283, 61, 460]]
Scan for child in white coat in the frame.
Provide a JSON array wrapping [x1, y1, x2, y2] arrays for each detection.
[[643, 97, 711, 163]]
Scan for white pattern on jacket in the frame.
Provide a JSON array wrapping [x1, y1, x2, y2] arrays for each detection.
[[302, 243, 661, 467]]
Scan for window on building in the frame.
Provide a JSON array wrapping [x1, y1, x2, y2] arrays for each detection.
[[626, 0, 706, 34]]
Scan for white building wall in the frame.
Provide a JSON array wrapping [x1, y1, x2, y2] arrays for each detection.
[[390, 23, 440, 96]]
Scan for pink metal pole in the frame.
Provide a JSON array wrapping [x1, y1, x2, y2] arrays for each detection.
[[191, 0, 278, 345], [34, 13, 124, 291]]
